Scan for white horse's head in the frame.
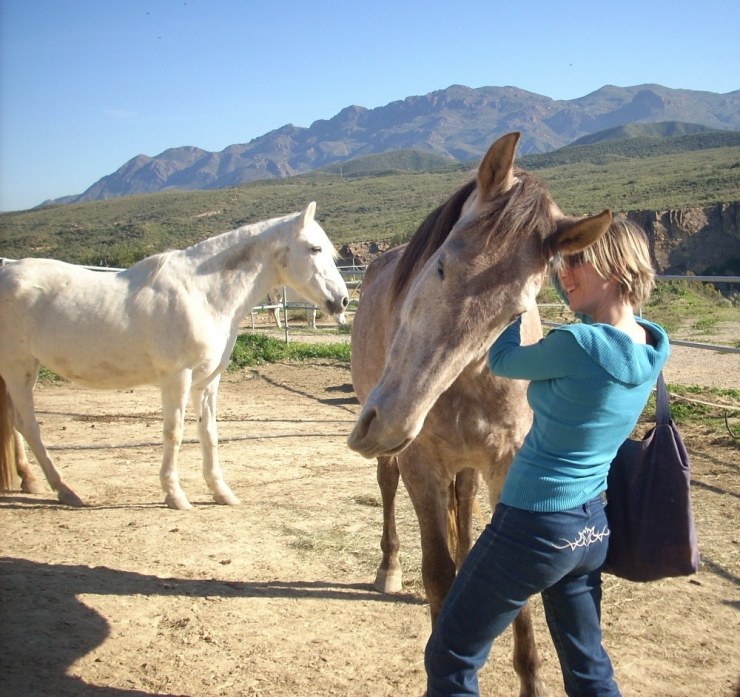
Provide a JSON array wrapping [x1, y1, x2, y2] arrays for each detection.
[[278, 202, 349, 318]]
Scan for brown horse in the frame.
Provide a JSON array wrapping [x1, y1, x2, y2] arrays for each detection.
[[347, 132, 611, 696]]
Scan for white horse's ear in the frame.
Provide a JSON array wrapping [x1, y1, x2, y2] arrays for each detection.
[[477, 132, 520, 201], [303, 201, 317, 227], [548, 209, 612, 257]]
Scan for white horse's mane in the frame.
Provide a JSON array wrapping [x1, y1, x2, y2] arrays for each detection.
[[129, 250, 174, 285]]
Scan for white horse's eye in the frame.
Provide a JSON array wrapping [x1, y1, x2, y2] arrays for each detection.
[[310, 245, 322, 254]]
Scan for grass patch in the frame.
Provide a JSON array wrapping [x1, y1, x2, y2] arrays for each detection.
[[228, 333, 350, 370], [643, 280, 736, 336], [37, 366, 67, 384], [639, 383, 740, 427], [692, 317, 719, 332]]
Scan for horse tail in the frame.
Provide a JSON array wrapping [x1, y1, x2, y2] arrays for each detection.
[[447, 470, 483, 569], [446, 480, 459, 563], [0, 374, 18, 492]]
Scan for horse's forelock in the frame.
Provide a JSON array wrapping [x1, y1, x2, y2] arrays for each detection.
[[474, 170, 555, 263], [390, 172, 553, 304]]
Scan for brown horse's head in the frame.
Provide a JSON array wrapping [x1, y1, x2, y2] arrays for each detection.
[[347, 132, 611, 459]]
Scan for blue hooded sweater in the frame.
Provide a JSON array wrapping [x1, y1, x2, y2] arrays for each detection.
[[488, 316, 670, 512]]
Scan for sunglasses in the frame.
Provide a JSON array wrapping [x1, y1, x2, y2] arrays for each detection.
[[552, 252, 587, 271]]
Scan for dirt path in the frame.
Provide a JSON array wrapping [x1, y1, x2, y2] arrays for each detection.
[[1, 356, 738, 697]]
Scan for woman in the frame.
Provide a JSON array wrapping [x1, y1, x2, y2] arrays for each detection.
[[425, 216, 670, 696]]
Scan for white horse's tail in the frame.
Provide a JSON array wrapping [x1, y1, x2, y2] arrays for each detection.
[[0, 375, 17, 492]]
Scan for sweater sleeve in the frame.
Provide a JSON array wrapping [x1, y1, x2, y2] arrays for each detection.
[[488, 320, 585, 381]]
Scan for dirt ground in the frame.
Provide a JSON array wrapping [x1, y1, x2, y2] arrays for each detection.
[[1, 331, 738, 697]]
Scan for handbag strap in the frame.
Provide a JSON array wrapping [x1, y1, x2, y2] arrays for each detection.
[[655, 371, 672, 425]]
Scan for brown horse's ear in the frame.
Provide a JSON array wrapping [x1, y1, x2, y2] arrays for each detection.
[[477, 132, 520, 201], [547, 209, 612, 258]]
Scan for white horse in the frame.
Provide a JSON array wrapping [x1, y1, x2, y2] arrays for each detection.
[[266, 287, 348, 329], [0, 202, 348, 510]]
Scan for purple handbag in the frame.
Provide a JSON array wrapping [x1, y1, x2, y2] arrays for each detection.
[[604, 372, 700, 582]]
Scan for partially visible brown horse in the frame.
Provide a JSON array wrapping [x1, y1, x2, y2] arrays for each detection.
[[348, 132, 611, 696]]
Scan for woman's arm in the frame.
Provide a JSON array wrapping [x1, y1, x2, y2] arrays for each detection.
[[488, 318, 585, 381]]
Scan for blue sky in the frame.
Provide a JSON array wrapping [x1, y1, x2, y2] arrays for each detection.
[[1, 0, 738, 213]]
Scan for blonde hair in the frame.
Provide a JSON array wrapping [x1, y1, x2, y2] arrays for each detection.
[[559, 215, 656, 308]]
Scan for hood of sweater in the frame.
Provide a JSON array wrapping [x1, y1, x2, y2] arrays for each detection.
[[553, 318, 670, 385]]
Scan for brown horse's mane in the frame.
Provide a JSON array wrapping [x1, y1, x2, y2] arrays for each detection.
[[391, 179, 477, 300], [390, 170, 554, 301]]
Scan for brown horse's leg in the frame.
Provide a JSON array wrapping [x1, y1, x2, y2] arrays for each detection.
[[374, 456, 403, 593], [401, 447, 457, 625], [453, 468, 480, 568], [512, 604, 551, 697], [419, 503, 457, 626]]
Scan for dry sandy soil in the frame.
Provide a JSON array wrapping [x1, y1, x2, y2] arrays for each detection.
[[1, 332, 738, 697]]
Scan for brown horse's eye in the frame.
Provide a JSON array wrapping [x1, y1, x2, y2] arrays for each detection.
[[437, 260, 444, 280]]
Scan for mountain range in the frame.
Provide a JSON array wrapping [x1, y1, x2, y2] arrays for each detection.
[[51, 83, 740, 206]]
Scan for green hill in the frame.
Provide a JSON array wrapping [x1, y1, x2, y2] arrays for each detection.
[[319, 150, 461, 176], [518, 129, 740, 169], [2, 133, 738, 267], [568, 121, 716, 145]]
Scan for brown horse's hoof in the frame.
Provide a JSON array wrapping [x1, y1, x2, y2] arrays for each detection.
[[374, 567, 403, 594], [57, 485, 86, 507]]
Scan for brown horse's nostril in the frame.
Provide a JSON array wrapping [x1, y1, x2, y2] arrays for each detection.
[[348, 405, 378, 448]]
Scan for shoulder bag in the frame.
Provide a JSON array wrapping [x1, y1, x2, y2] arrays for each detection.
[[604, 372, 700, 582]]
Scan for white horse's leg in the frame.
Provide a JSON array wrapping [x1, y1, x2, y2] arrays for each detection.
[[5, 375, 84, 506], [192, 376, 239, 506], [14, 429, 44, 494], [308, 308, 317, 329], [159, 371, 193, 510]]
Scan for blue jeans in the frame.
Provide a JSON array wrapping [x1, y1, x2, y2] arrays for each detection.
[[425, 496, 620, 697]]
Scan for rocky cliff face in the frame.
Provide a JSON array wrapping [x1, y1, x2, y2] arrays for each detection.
[[339, 203, 740, 279], [628, 202, 740, 275]]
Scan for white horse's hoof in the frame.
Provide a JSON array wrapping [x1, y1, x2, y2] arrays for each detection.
[[213, 489, 240, 506], [374, 567, 403, 594], [165, 494, 193, 511], [57, 485, 86, 507]]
